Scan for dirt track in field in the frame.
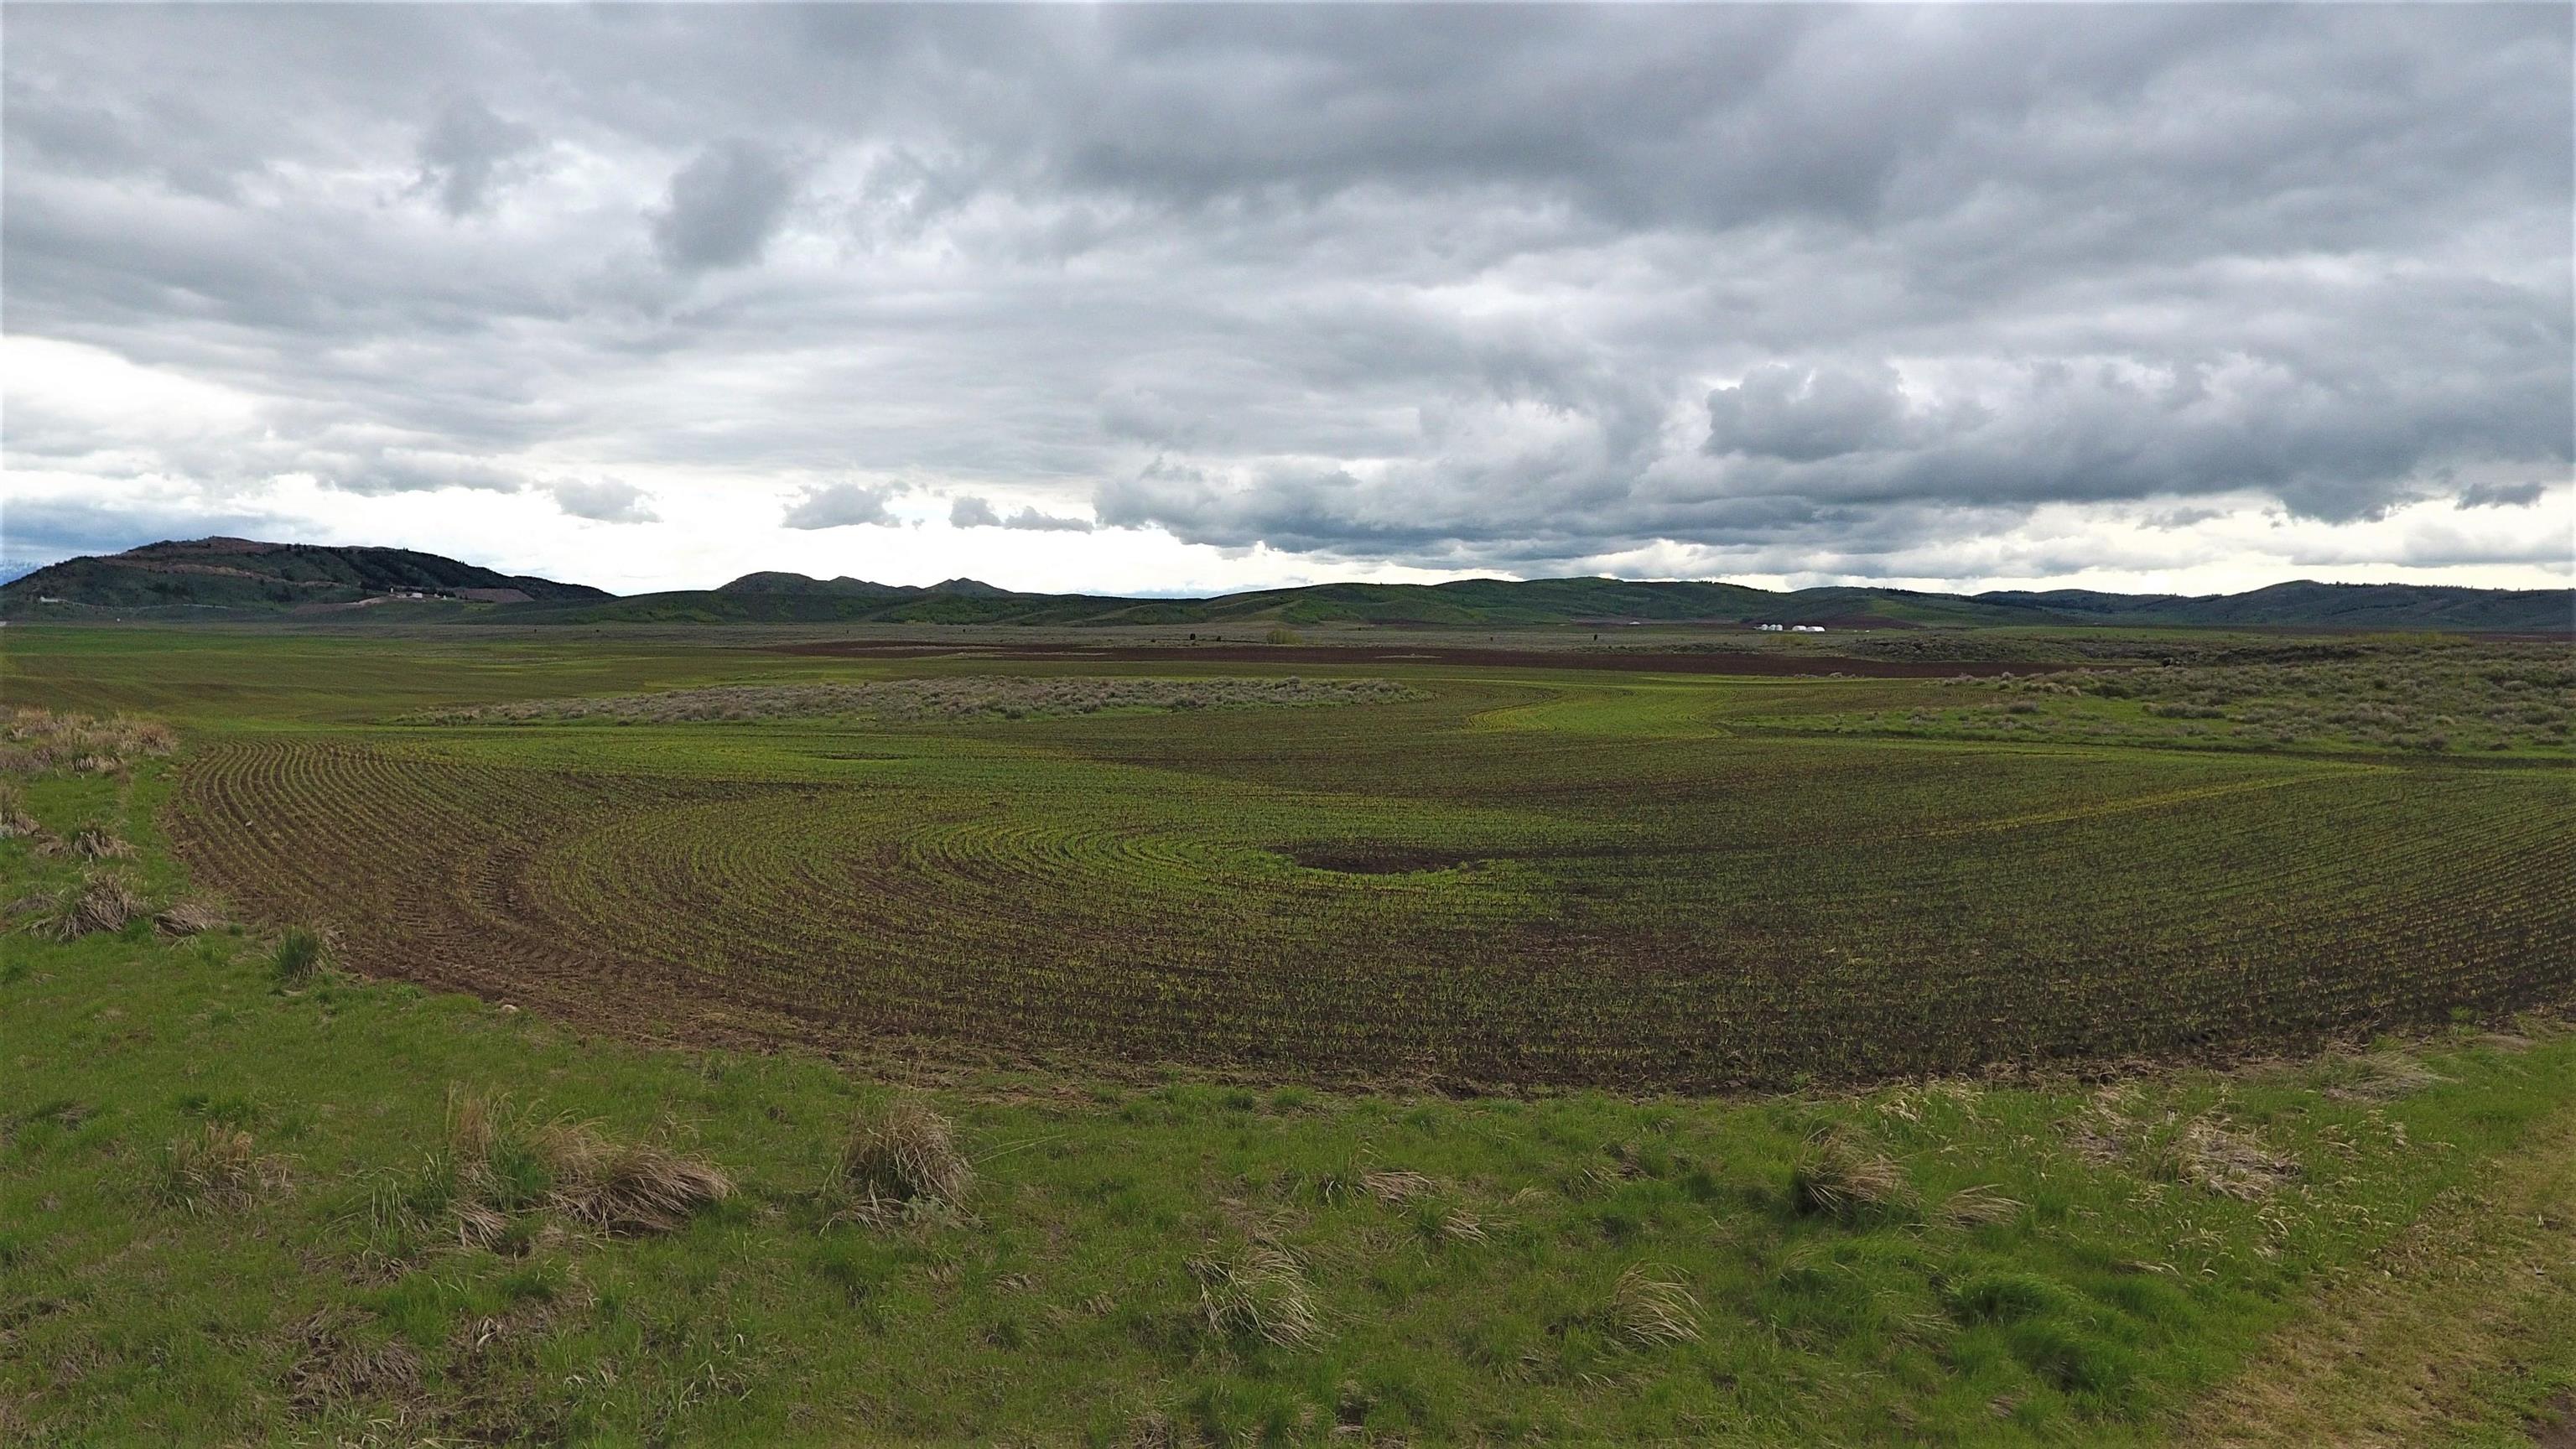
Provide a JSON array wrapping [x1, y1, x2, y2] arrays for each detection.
[[761, 639, 2062, 678]]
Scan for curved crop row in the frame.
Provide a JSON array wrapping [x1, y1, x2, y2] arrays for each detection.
[[168, 701, 2576, 1088]]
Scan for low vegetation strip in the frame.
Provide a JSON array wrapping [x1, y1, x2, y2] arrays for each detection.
[[2, 706, 177, 776], [765, 636, 2063, 678], [1965, 637, 2574, 755], [397, 674, 1421, 725], [1751, 636, 2575, 757]]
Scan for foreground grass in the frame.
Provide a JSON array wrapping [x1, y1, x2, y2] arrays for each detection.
[[5, 763, 2573, 1443], [2185, 1103, 2576, 1447]]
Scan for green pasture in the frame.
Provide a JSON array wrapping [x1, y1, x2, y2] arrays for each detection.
[[3, 624, 2573, 1443]]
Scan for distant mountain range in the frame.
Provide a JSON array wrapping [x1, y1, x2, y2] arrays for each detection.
[[5, 538, 2568, 631]]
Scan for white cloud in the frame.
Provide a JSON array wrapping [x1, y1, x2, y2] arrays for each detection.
[[782, 481, 903, 531], [550, 477, 657, 523]]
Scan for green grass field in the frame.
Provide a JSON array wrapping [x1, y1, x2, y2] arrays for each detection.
[[4, 623, 2573, 1444]]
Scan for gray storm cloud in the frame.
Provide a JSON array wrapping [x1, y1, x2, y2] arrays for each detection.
[[650, 139, 801, 273], [952, 495, 1093, 533], [416, 96, 540, 219], [2459, 480, 2551, 512], [3, 4, 2567, 583], [1706, 365, 1940, 464]]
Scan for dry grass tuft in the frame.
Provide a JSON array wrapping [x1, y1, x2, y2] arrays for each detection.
[[2067, 1091, 2301, 1201], [0, 707, 177, 776], [2162, 1114, 2302, 1201], [2064, 1085, 2145, 1166], [156, 1123, 288, 1213], [535, 1122, 735, 1234], [449, 1196, 514, 1252], [1941, 1184, 2027, 1227], [69, 827, 136, 861], [1609, 1264, 1705, 1347], [1359, 1168, 1439, 1206], [283, 1308, 423, 1413], [23, 870, 147, 941], [438, 1088, 522, 1248], [1122, 1408, 1187, 1449], [1188, 1244, 1321, 1350], [2324, 1050, 2452, 1103], [153, 896, 229, 937], [834, 1097, 973, 1222], [1437, 1209, 1488, 1244], [445, 1086, 504, 1162], [426, 1088, 730, 1246], [1793, 1130, 1916, 1221], [0, 786, 41, 841]]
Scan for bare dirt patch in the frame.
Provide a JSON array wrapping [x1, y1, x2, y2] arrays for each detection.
[[1277, 844, 1487, 875]]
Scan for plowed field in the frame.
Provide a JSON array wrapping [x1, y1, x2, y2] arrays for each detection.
[[164, 661, 2576, 1088]]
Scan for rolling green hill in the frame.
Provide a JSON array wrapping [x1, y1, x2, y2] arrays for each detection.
[[8, 538, 2566, 630], [542, 573, 2568, 631], [525, 574, 2066, 628], [0, 538, 606, 617], [1983, 580, 2571, 631]]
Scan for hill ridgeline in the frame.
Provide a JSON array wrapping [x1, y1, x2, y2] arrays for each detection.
[[5, 538, 2566, 631]]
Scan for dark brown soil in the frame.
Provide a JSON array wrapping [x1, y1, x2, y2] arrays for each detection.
[[2533, 1393, 2576, 1448]]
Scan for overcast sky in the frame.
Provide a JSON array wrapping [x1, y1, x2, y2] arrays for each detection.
[[5, 4, 2570, 596]]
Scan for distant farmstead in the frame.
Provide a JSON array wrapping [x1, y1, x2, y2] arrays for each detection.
[[378, 585, 537, 604]]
